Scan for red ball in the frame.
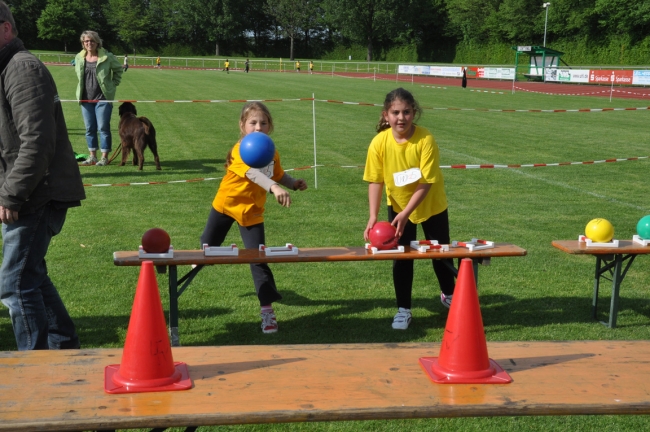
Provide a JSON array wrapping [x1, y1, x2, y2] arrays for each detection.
[[142, 228, 171, 253], [369, 221, 398, 250]]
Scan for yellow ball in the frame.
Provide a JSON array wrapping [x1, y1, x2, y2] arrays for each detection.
[[585, 218, 614, 243]]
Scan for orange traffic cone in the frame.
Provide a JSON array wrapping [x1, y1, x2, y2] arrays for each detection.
[[104, 261, 192, 393], [419, 258, 511, 384]]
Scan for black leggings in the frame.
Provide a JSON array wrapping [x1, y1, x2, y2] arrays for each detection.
[[388, 207, 456, 309], [200, 208, 282, 306]]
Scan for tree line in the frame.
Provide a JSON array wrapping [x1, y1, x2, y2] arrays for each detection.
[[8, 0, 650, 64]]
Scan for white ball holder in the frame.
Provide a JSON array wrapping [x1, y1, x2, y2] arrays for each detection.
[[451, 238, 495, 251], [578, 235, 619, 248], [364, 243, 405, 254], [259, 243, 299, 256], [138, 245, 174, 259], [632, 235, 650, 246], [409, 240, 450, 253], [203, 243, 239, 256]]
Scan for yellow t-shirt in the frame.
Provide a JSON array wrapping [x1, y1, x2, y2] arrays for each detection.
[[212, 142, 284, 226], [225, 61, 230, 68], [363, 126, 447, 223]]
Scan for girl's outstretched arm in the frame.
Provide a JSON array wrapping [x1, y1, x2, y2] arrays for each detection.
[[270, 184, 292, 207], [364, 182, 383, 241]]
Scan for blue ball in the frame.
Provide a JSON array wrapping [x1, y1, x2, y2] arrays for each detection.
[[239, 132, 275, 168], [637, 215, 650, 240]]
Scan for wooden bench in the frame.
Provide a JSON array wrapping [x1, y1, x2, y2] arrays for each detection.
[[2, 340, 650, 431], [114, 244, 527, 346], [552, 240, 650, 328], [523, 74, 544, 82]]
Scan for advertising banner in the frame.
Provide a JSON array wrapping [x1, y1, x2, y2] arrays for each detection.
[[484, 68, 515, 79], [633, 70, 650, 85], [588, 70, 633, 85], [545, 69, 590, 83], [399, 65, 463, 77]]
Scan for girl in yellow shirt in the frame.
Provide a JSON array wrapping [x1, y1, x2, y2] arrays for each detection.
[[363, 88, 455, 330], [201, 102, 308, 333]]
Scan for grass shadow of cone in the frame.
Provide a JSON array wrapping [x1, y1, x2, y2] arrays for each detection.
[[419, 258, 512, 384], [104, 261, 192, 394]]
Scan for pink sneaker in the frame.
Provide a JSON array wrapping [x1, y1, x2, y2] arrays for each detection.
[[440, 292, 453, 309]]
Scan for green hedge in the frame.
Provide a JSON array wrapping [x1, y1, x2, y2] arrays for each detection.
[[322, 44, 418, 62], [453, 36, 650, 66]]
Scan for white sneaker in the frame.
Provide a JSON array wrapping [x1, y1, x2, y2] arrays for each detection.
[[261, 310, 278, 334], [392, 307, 412, 330], [81, 156, 97, 165], [440, 293, 453, 309]]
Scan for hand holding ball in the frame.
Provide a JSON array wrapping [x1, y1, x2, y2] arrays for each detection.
[[585, 218, 614, 243], [142, 228, 171, 253], [369, 221, 399, 250], [239, 132, 275, 168]]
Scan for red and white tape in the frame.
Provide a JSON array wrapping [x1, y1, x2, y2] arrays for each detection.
[[80, 156, 648, 187], [61, 97, 650, 114]]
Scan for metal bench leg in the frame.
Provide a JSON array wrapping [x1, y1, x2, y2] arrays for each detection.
[[592, 256, 602, 320], [608, 255, 623, 329], [168, 265, 179, 346]]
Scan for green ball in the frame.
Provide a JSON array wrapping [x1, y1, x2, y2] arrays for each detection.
[[637, 215, 650, 240]]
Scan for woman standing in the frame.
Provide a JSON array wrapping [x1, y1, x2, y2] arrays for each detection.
[[75, 31, 122, 166]]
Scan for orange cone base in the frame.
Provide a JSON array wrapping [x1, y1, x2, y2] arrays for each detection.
[[419, 357, 512, 384], [104, 361, 192, 394]]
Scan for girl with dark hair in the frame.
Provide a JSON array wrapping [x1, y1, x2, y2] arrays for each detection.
[[363, 88, 456, 330]]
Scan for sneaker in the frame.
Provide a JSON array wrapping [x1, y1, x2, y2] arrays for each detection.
[[392, 307, 412, 330], [440, 292, 453, 309], [95, 157, 109, 166], [261, 310, 278, 334], [81, 156, 97, 165]]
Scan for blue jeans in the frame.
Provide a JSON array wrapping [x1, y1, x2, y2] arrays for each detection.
[[0, 204, 79, 350], [81, 101, 113, 152]]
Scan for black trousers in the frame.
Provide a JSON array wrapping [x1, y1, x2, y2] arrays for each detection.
[[388, 207, 456, 309], [200, 208, 282, 306]]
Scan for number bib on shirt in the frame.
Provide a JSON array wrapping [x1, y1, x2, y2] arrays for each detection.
[[393, 168, 422, 187]]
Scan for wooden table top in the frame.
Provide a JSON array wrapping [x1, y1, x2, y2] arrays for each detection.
[[114, 244, 527, 266], [552, 240, 650, 255], [2, 340, 650, 431]]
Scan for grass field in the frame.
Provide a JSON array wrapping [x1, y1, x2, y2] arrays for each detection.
[[1, 66, 650, 431]]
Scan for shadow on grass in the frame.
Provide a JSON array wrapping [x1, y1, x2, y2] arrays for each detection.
[[173, 290, 649, 346], [2, 292, 648, 350]]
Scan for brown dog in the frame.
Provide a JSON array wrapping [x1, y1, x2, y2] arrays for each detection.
[[117, 102, 161, 170]]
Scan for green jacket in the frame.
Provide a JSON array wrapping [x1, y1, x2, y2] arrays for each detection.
[[75, 47, 122, 101]]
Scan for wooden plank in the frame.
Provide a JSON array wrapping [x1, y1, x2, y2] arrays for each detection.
[[552, 240, 650, 256], [2, 341, 650, 431], [114, 244, 527, 267]]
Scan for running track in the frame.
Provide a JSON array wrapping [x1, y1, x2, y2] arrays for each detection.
[[344, 72, 650, 100], [48, 62, 650, 100]]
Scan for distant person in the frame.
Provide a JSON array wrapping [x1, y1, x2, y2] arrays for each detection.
[[245, 58, 249, 73], [363, 88, 456, 330], [75, 30, 122, 166], [461, 67, 467, 88], [156, 55, 161, 68], [295, 60, 300, 72], [123, 54, 128, 72], [309, 60, 313, 74], [200, 102, 307, 334], [224, 59, 229, 74], [0, 1, 86, 350]]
